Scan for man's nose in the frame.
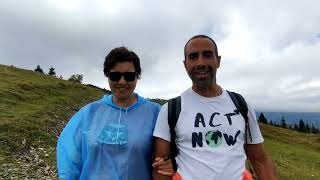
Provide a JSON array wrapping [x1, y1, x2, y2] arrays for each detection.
[[196, 55, 207, 65]]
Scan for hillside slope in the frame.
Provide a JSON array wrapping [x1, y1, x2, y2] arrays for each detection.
[[0, 64, 106, 179], [0, 64, 319, 179], [260, 123, 320, 179]]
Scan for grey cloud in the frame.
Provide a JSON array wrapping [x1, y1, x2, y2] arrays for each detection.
[[1, 0, 320, 111]]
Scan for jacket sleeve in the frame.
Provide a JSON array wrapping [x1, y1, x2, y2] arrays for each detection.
[[56, 108, 86, 180]]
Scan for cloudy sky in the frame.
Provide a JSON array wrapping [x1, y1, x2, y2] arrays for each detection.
[[1, 0, 320, 112]]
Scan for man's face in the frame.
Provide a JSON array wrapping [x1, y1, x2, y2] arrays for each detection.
[[108, 62, 137, 101], [184, 37, 221, 88]]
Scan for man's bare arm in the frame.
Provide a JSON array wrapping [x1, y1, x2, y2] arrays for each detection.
[[153, 137, 172, 180], [246, 143, 279, 180]]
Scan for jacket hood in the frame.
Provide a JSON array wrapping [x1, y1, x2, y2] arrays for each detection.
[[101, 93, 148, 111]]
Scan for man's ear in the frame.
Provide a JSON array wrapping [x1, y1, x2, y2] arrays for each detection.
[[217, 56, 221, 68], [183, 60, 186, 68]]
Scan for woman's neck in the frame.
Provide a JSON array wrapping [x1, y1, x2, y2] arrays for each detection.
[[113, 95, 137, 108]]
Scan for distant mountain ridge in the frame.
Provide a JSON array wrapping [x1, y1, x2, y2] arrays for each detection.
[[255, 111, 320, 128]]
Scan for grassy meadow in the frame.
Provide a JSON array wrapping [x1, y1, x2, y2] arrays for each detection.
[[0, 64, 319, 179], [0, 64, 106, 178], [261, 123, 320, 179]]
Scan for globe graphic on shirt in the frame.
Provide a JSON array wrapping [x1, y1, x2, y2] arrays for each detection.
[[205, 130, 223, 148]]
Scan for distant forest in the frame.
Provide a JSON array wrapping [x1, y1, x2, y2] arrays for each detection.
[[257, 112, 319, 134]]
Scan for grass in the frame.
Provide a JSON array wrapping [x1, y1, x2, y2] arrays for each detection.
[[260, 123, 320, 179], [0, 64, 320, 179], [0, 65, 106, 177]]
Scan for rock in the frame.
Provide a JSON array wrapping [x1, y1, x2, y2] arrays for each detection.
[[22, 139, 26, 146], [45, 166, 50, 171], [54, 114, 59, 118], [39, 159, 44, 164], [25, 155, 32, 162]]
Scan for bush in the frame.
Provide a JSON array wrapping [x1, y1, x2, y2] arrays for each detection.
[[68, 74, 83, 83], [34, 65, 44, 74]]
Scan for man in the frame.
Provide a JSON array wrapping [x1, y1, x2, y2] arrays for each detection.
[[152, 35, 278, 180]]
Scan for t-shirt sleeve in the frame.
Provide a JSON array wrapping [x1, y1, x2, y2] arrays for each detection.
[[153, 103, 171, 142], [246, 102, 264, 144]]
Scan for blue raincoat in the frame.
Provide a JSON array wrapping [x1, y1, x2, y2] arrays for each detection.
[[57, 94, 160, 180]]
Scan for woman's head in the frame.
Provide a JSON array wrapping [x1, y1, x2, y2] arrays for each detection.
[[104, 47, 141, 103], [104, 47, 141, 78]]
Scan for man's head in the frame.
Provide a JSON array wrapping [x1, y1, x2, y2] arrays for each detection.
[[184, 35, 219, 59], [183, 35, 221, 88], [104, 47, 141, 101]]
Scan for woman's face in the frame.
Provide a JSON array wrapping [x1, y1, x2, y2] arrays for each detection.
[[108, 61, 137, 101]]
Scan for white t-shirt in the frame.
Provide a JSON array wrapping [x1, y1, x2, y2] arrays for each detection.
[[153, 88, 264, 180]]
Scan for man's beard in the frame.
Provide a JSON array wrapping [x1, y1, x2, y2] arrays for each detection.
[[188, 65, 216, 88]]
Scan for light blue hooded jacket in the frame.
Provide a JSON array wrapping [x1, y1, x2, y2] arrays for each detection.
[[57, 94, 160, 180]]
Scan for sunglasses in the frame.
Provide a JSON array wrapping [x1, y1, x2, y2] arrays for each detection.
[[109, 72, 137, 82]]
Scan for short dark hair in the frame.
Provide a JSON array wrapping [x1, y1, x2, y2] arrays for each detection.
[[184, 35, 219, 59], [103, 47, 141, 78]]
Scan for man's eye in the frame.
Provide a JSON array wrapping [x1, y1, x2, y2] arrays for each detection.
[[203, 53, 213, 58], [189, 54, 198, 59]]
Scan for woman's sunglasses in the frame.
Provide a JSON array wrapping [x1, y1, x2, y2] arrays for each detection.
[[109, 72, 137, 82]]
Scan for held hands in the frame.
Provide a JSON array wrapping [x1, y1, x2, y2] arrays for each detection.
[[152, 157, 174, 176]]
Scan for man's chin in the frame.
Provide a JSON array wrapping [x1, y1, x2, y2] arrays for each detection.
[[192, 76, 209, 82], [192, 79, 212, 87]]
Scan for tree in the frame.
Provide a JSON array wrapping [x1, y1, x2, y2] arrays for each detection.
[[280, 116, 287, 128], [34, 65, 44, 74], [68, 74, 83, 83], [48, 67, 56, 76], [311, 124, 318, 134], [151, 98, 167, 106], [294, 124, 298, 131], [269, 120, 274, 126], [305, 123, 310, 133], [258, 113, 268, 124], [298, 119, 306, 132]]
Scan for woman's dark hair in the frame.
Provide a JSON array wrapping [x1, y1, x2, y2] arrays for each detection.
[[103, 47, 141, 78]]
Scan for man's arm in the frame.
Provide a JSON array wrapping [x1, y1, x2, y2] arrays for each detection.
[[153, 137, 172, 180], [246, 143, 279, 180]]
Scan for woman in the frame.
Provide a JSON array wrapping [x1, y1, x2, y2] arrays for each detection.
[[57, 47, 173, 180]]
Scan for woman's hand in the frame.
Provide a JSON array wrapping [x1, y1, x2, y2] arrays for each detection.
[[152, 157, 174, 176]]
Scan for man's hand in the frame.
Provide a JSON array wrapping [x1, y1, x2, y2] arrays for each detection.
[[153, 137, 172, 180]]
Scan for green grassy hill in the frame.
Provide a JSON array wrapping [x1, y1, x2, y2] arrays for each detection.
[[0, 64, 106, 179], [261, 123, 320, 179], [0, 64, 319, 179]]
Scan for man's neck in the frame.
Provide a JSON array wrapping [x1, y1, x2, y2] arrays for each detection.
[[192, 83, 222, 97]]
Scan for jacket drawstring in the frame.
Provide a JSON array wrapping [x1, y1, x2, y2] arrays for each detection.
[[116, 108, 122, 143], [116, 107, 129, 144]]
